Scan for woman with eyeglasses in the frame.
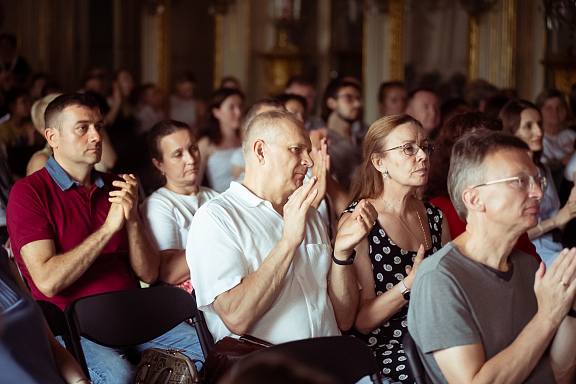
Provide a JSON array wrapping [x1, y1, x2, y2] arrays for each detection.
[[340, 114, 451, 383], [500, 99, 576, 268]]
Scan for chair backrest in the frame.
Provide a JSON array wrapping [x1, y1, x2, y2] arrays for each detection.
[[402, 330, 427, 384], [36, 299, 77, 358], [65, 286, 214, 377], [236, 336, 382, 384]]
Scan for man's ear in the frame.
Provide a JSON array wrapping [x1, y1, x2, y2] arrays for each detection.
[[253, 139, 266, 165], [326, 97, 337, 111], [462, 188, 485, 214], [45, 127, 58, 149]]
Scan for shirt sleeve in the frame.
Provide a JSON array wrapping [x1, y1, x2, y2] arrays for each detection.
[[7, 179, 56, 253], [408, 268, 481, 354], [141, 195, 181, 251], [186, 202, 247, 314]]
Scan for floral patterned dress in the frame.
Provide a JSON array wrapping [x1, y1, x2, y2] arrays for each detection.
[[345, 201, 444, 383]]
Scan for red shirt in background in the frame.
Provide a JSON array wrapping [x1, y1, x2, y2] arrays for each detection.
[[429, 196, 541, 263]]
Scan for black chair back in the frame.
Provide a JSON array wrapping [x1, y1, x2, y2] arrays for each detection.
[[36, 300, 78, 358], [65, 286, 214, 378], [403, 330, 427, 384], [236, 336, 382, 384]]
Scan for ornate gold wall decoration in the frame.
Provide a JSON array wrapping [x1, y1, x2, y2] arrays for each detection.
[[389, 0, 404, 81], [501, 0, 516, 88], [468, 15, 479, 81], [214, 13, 223, 89]]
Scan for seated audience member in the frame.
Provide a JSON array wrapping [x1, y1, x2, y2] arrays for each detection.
[[0, 87, 43, 180], [26, 93, 61, 175], [277, 93, 307, 123], [7, 93, 203, 384], [409, 130, 576, 384], [30, 72, 49, 101], [285, 76, 321, 130], [342, 115, 450, 383], [141, 120, 219, 291], [188, 110, 377, 345], [405, 88, 440, 142], [135, 83, 165, 135], [169, 71, 205, 131], [536, 89, 573, 166], [321, 78, 365, 190], [426, 111, 539, 260], [0, 33, 31, 87], [440, 98, 470, 125], [378, 81, 407, 118], [500, 99, 576, 268], [463, 79, 499, 112], [230, 98, 286, 180], [198, 88, 244, 192], [0, 251, 89, 384]]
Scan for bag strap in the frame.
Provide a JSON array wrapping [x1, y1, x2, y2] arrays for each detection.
[[239, 334, 273, 348]]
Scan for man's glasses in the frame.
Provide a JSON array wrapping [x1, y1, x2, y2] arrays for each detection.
[[383, 143, 433, 156], [472, 175, 547, 193]]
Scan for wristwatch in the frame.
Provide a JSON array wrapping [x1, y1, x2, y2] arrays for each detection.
[[398, 280, 411, 301], [332, 250, 356, 265]]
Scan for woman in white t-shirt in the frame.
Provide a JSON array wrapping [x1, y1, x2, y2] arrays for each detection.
[[142, 120, 219, 292], [197, 88, 245, 192], [536, 89, 575, 166]]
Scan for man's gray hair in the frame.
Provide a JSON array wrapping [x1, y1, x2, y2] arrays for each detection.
[[242, 110, 304, 165], [448, 131, 530, 222]]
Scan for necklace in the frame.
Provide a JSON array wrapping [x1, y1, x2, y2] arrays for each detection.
[[383, 199, 429, 250]]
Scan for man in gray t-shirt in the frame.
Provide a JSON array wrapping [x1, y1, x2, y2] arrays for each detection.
[[408, 131, 576, 384]]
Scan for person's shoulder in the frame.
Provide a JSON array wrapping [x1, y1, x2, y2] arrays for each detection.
[[141, 188, 174, 210], [199, 186, 220, 199], [418, 242, 460, 275]]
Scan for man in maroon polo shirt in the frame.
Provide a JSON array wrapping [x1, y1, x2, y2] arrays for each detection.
[[7, 93, 202, 384]]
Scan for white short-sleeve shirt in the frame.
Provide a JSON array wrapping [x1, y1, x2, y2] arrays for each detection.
[[542, 129, 576, 164], [141, 186, 219, 251], [186, 182, 340, 344]]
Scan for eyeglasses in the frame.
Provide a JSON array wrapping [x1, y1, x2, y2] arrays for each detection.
[[336, 94, 362, 104], [383, 143, 433, 156], [472, 175, 547, 193]]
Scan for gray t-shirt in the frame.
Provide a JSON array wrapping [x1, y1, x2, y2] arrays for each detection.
[[408, 242, 554, 384]]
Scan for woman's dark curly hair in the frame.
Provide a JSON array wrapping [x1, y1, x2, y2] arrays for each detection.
[[426, 111, 502, 200]]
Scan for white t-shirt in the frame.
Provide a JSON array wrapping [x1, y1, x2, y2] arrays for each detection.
[[186, 182, 340, 344], [141, 186, 219, 251], [542, 129, 576, 164]]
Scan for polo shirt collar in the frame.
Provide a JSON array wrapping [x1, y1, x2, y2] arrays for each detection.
[[46, 156, 105, 191], [230, 181, 271, 208]]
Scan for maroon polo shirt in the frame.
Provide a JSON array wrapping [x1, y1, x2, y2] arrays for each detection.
[[7, 156, 137, 309]]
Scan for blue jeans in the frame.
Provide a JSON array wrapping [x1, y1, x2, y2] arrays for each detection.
[[58, 322, 203, 384]]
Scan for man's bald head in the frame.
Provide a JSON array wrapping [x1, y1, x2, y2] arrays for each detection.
[[242, 110, 306, 165]]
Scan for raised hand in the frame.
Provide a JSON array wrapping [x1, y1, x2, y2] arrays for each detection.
[[403, 244, 425, 289], [334, 200, 378, 260], [310, 138, 328, 208], [282, 177, 319, 249], [535, 247, 576, 327]]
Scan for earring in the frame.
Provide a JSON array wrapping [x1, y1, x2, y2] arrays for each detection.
[[383, 173, 388, 179]]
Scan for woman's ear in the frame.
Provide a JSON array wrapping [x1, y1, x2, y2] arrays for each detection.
[[371, 154, 387, 175], [152, 157, 164, 174], [212, 107, 221, 120]]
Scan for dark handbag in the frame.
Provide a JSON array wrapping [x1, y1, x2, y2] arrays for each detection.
[[200, 335, 273, 384], [133, 348, 202, 384]]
